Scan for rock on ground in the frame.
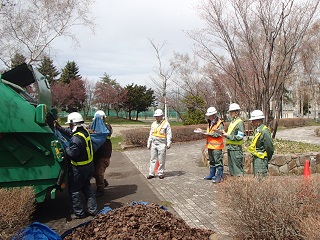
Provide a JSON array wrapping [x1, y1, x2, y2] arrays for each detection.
[[63, 204, 215, 240]]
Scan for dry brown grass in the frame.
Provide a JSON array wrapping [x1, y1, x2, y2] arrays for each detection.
[[121, 124, 207, 146], [216, 175, 320, 240], [276, 118, 310, 128], [121, 118, 316, 147], [0, 187, 35, 240]]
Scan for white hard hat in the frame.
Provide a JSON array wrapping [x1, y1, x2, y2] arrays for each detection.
[[249, 110, 265, 120], [205, 107, 217, 116], [95, 110, 106, 119], [228, 103, 241, 112], [65, 112, 84, 124], [154, 109, 163, 117]]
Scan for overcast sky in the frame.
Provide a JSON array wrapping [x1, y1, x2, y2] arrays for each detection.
[[51, 0, 204, 87]]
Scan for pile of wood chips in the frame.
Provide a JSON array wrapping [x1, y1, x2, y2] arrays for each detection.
[[63, 203, 214, 240]]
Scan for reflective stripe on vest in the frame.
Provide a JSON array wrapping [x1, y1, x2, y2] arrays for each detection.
[[71, 131, 94, 166], [247, 125, 269, 159], [206, 119, 224, 150], [226, 118, 243, 145], [151, 120, 166, 138]]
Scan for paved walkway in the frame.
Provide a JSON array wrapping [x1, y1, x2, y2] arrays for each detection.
[[125, 141, 226, 234], [124, 126, 320, 235], [275, 126, 320, 145]]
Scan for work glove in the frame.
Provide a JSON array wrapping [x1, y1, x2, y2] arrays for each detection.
[[167, 143, 171, 149], [53, 120, 59, 128], [147, 143, 151, 149]]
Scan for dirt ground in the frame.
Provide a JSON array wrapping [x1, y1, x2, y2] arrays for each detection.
[[111, 124, 150, 137]]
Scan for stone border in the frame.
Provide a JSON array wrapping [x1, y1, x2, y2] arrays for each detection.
[[201, 145, 320, 176]]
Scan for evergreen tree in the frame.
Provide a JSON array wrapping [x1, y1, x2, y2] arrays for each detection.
[[37, 56, 60, 84], [182, 94, 207, 125], [100, 72, 118, 86], [123, 84, 155, 120], [60, 61, 81, 84], [10, 53, 26, 69]]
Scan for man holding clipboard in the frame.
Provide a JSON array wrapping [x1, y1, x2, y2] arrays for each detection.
[[195, 107, 225, 183]]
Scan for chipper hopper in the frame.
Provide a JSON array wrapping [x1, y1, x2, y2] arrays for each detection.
[[0, 63, 67, 202]]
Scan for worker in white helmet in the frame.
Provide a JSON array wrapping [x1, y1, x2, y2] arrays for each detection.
[[196, 107, 225, 183], [248, 110, 274, 177], [222, 103, 245, 176], [56, 112, 97, 219], [147, 109, 172, 179]]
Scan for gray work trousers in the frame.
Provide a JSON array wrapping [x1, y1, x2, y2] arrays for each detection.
[[149, 141, 167, 176]]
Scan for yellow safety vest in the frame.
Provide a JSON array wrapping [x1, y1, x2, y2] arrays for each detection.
[[247, 125, 269, 159], [206, 119, 224, 150], [226, 118, 243, 145], [71, 130, 94, 166], [151, 120, 167, 139]]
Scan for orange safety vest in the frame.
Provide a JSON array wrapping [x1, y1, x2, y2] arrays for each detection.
[[206, 119, 224, 150], [151, 120, 167, 139]]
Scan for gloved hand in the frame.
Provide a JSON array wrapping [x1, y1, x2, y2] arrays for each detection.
[[53, 120, 59, 128], [147, 143, 151, 149], [167, 143, 171, 149]]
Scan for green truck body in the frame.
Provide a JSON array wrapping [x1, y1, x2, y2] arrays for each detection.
[[0, 63, 67, 202]]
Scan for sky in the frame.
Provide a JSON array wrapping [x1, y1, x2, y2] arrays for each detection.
[[51, 0, 204, 87]]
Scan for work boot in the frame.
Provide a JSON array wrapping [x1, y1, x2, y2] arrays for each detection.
[[70, 213, 86, 220], [204, 166, 216, 180], [87, 210, 98, 217], [212, 166, 223, 183], [104, 179, 109, 188]]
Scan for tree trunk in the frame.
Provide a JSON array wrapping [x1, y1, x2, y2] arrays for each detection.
[[272, 98, 282, 139]]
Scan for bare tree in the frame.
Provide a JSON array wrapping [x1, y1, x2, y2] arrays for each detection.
[[168, 52, 232, 121], [83, 78, 96, 118], [51, 78, 86, 113], [298, 23, 320, 119], [149, 39, 175, 120], [170, 53, 216, 114], [191, 0, 320, 136], [93, 77, 127, 117], [0, 0, 95, 67]]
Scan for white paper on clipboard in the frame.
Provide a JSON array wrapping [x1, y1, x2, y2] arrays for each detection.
[[194, 129, 206, 134]]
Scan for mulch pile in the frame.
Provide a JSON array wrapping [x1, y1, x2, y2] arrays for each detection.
[[63, 203, 215, 240]]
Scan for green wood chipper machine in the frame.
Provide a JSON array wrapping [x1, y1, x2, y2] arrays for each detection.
[[0, 63, 67, 202]]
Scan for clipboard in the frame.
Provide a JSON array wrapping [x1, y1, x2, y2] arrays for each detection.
[[213, 129, 224, 135], [194, 129, 206, 134]]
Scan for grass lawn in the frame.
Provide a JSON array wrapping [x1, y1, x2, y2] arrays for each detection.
[[111, 136, 123, 151]]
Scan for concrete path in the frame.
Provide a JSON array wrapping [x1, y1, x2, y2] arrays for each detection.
[[275, 126, 320, 145], [125, 141, 227, 234]]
